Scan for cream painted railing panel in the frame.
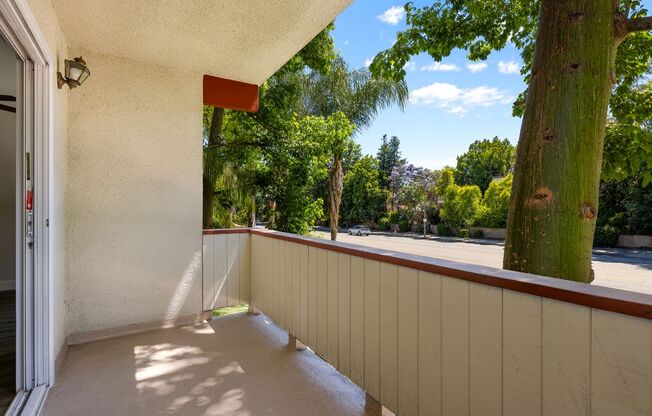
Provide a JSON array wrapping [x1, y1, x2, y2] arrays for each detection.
[[202, 232, 250, 310], [249, 232, 652, 416], [469, 283, 502, 416]]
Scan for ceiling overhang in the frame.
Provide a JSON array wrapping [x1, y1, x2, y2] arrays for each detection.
[[52, 0, 352, 86]]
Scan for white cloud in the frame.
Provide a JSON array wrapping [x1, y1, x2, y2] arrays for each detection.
[[377, 6, 405, 25], [466, 62, 488, 73], [410, 82, 463, 106], [409, 82, 513, 115], [364, 58, 373, 68], [420, 62, 460, 72], [498, 60, 521, 74], [461, 86, 513, 106], [404, 61, 416, 71]]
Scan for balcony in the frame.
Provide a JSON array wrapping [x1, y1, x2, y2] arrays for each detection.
[[44, 229, 652, 416], [42, 313, 369, 416]]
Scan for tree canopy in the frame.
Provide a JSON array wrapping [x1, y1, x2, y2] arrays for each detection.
[[455, 137, 516, 192]]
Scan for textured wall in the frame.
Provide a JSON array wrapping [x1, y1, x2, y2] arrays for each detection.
[[25, 0, 70, 375], [65, 50, 203, 335], [52, 0, 352, 85]]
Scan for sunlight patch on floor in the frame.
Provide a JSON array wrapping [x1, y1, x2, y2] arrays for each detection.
[[134, 343, 209, 382]]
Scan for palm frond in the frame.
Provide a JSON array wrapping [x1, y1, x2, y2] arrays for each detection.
[[302, 57, 408, 134]]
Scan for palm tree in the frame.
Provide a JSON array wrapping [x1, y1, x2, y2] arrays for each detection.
[[303, 58, 408, 240]]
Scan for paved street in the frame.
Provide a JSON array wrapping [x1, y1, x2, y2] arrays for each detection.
[[314, 231, 652, 295]]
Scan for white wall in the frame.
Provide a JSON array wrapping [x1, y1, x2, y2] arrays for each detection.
[[65, 50, 203, 335], [0, 38, 16, 291]]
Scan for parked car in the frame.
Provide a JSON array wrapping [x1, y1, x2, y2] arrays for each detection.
[[348, 225, 370, 236]]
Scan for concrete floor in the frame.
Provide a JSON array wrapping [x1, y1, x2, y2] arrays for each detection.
[[314, 231, 652, 294], [42, 314, 372, 416]]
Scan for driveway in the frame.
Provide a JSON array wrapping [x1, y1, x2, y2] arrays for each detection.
[[314, 231, 652, 295]]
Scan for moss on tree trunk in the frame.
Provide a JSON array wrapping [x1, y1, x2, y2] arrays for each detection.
[[504, 0, 626, 282]]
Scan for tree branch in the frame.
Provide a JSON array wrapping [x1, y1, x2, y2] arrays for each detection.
[[627, 15, 652, 32]]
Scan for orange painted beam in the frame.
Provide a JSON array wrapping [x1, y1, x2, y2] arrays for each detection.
[[203, 75, 259, 112]]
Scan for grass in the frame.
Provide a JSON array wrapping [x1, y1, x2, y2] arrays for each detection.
[[213, 304, 248, 317]]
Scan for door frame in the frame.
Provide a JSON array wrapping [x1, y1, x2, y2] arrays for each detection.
[[0, 0, 53, 414]]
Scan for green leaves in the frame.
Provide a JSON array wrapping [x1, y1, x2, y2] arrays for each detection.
[[369, 0, 539, 82], [475, 174, 513, 228], [454, 137, 515, 192], [303, 58, 409, 133], [440, 184, 483, 228], [341, 155, 387, 226]]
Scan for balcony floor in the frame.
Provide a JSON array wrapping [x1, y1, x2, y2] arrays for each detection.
[[42, 314, 371, 416]]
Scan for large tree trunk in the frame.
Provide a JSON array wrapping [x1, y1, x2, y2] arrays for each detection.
[[202, 107, 225, 228], [504, 0, 626, 282], [329, 157, 344, 241]]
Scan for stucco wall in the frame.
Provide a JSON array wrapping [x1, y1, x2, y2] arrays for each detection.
[[25, 0, 70, 373], [65, 50, 203, 335]]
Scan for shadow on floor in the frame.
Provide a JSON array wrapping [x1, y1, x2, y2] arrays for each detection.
[[42, 314, 374, 416]]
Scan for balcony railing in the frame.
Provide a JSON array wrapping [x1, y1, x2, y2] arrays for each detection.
[[203, 228, 652, 416]]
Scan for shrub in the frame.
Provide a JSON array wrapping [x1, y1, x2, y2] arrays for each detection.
[[459, 229, 470, 238], [440, 184, 482, 227], [471, 229, 484, 238], [388, 210, 400, 225], [475, 174, 512, 228], [399, 218, 410, 232], [437, 223, 453, 236], [378, 217, 390, 231], [593, 224, 619, 247]]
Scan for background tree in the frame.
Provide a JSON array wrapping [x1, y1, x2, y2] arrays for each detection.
[[377, 134, 407, 189], [303, 58, 409, 240], [602, 80, 652, 185], [341, 155, 388, 226], [434, 167, 455, 199], [370, 0, 652, 282], [594, 172, 652, 246], [298, 112, 355, 240], [455, 137, 515, 192]]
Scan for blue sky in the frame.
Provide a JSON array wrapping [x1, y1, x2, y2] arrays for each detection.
[[330, 1, 536, 169]]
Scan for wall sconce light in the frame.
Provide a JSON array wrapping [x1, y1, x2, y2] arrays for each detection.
[[57, 57, 91, 89]]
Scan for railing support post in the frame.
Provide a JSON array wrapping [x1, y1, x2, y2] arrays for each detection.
[[288, 334, 306, 351], [365, 393, 382, 415]]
